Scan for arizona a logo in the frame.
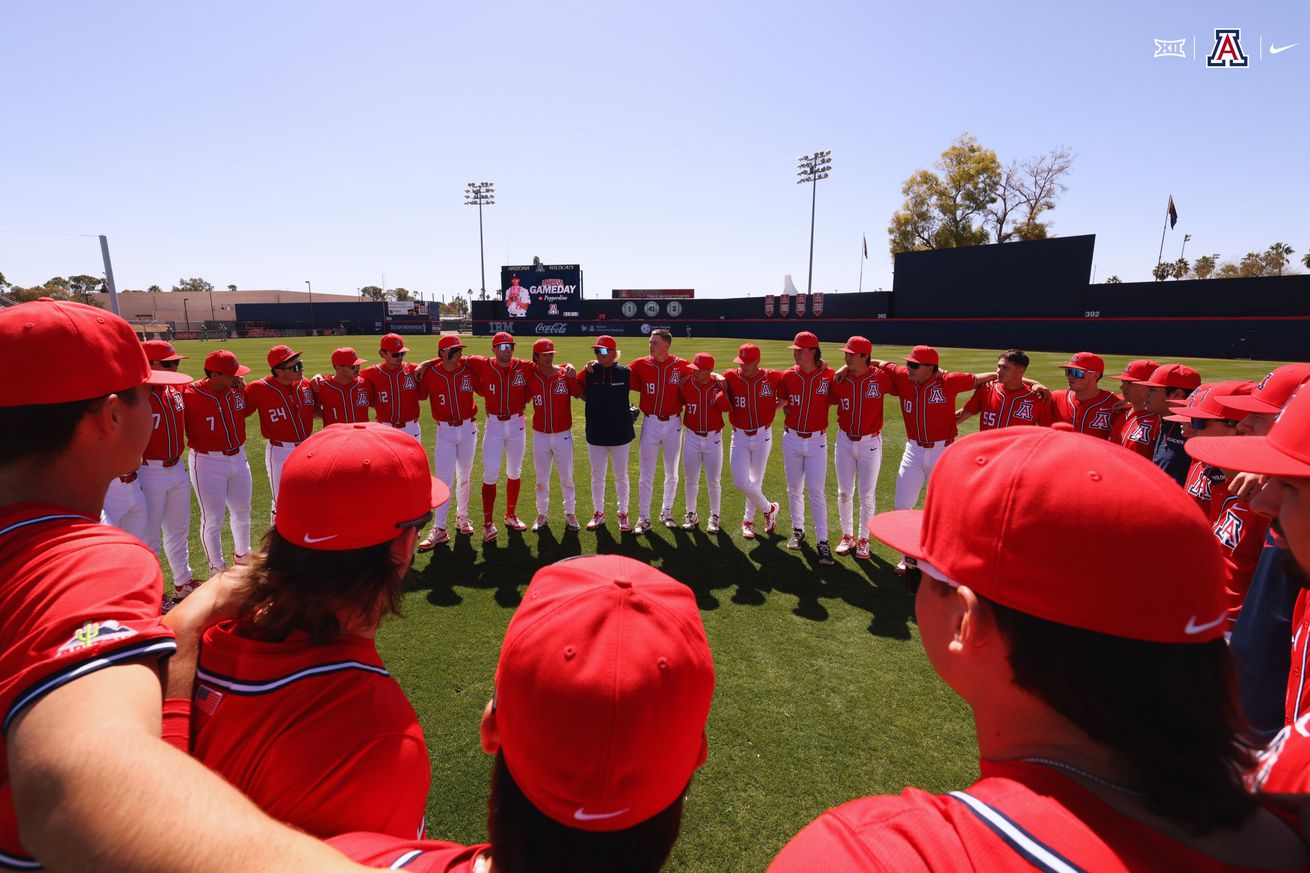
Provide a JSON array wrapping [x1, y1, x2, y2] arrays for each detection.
[[1128, 420, 1154, 444], [864, 381, 880, 399], [1207, 28, 1248, 68], [1214, 508, 1244, 550], [1091, 411, 1112, 430], [1014, 401, 1033, 421]]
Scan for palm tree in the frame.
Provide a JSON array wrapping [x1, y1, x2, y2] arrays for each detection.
[[1302, 251, 1310, 270], [1193, 254, 1218, 279], [1151, 262, 1172, 281], [1266, 242, 1295, 275], [1172, 257, 1190, 280], [1105, 275, 1122, 284]]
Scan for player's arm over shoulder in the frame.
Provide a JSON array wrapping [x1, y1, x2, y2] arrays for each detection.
[[768, 794, 949, 873]]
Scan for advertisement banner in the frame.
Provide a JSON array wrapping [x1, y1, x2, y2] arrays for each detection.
[[387, 301, 415, 315], [500, 264, 583, 319], [796, 294, 808, 317], [765, 294, 775, 316], [611, 289, 695, 299], [780, 294, 791, 316]]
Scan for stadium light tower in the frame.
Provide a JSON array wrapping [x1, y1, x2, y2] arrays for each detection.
[[304, 280, 315, 335], [465, 181, 496, 301], [796, 150, 833, 296]]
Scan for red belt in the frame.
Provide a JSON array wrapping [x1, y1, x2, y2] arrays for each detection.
[[436, 419, 468, 426], [846, 431, 880, 441], [915, 438, 954, 448], [786, 428, 814, 438], [648, 413, 675, 422], [738, 428, 759, 437], [269, 439, 300, 448], [691, 429, 717, 438], [119, 472, 138, 484], [494, 413, 518, 421], [196, 447, 242, 456], [391, 420, 418, 429], [143, 457, 181, 467]]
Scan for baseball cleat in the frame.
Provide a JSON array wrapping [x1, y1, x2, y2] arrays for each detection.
[[660, 512, 677, 529], [817, 541, 835, 565], [503, 514, 529, 532], [417, 528, 448, 551], [532, 514, 549, 532], [617, 511, 632, 532], [564, 513, 581, 531], [633, 517, 652, 535], [707, 514, 720, 534], [763, 502, 780, 535], [786, 529, 805, 550], [455, 516, 475, 536], [682, 511, 699, 530], [740, 519, 756, 539], [160, 595, 178, 615], [232, 553, 248, 566], [855, 537, 871, 560], [835, 534, 856, 557], [894, 560, 909, 575], [586, 511, 605, 531], [482, 522, 498, 542], [172, 579, 202, 601]]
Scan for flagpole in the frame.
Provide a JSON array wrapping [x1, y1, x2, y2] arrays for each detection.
[[859, 241, 865, 293], [1156, 198, 1170, 270]]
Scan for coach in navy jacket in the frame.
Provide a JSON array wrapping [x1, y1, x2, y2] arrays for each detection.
[[579, 335, 636, 531]]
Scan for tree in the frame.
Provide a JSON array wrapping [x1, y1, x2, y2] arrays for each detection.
[[227, 284, 237, 292], [889, 133, 1001, 254], [148, 284, 163, 293], [1216, 261, 1242, 279], [1171, 258, 1190, 280], [1302, 251, 1310, 270], [991, 147, 1075, 243], [360, 285, 387, 301], [1192, 254, 1218, 280], [1265, 242, 1295, 276], [0, 271, 8, 292], [391, 287, 413, 302], [1151, 262, 1173, 282], [1104, 275, 1122, 283], [171, 277, 214, 294], [1239, 252, 1268, 278], [67, 275, 102, 303]]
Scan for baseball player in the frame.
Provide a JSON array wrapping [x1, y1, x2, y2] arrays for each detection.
[[504, 275, 530, 317], [183, 349, 255, 578], [1170, 381, 1254, 519], [189, 423, 448, 838], [679, 353, 731, 532], [578, 335, 636, 532], [526, 339, 582, 532], [1109, 359, 1161, 458], [415, 334, 481, 548], [100, 461, 148, 541], [463, 332, 533, 538], [361, 333, 423, 440], [0, 299, 360, 872], [245, 345, 316, 522], [313, 347, 371, 425], [1047, 352, 1124, 439], [138, 340, 198, 601], [780, 331, 836, 565], [1139, 362, 1203, 484], [722, 343, 781, 540], [954, 349, 1051, 431], [831, 336, 895, 560], [327, 556, 714, 872], [772, 427, 1309, 872], [627, 329, 691, 533]]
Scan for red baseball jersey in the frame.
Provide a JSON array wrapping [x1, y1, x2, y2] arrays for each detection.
[[1184, 460, 1228, 519], [465, 355, 531, 416], [527, 367, 582, 433], [329, 834, 490, 872], [419, 362, 481, 425], [1048, 389, 1124, 440], [313, 375, 372, 425], [1251, 711, 1310, 795], [963, 383, 1050, 431], [183, 379, 250, 452], [769, 759, 1301, 872], [886, 365, 976, 443], [361, 362, 422, 427], [145, 385, 187, 460], [1, 505, 176, 867], [1210, 495, 1273, 626], [722, 368, 784, 432], [781, 365, 836, 433], [1112, 408, 1161, 459], [190, 622, 429, 840], [629, 356, 690, 418], [833, 368, 896, 437], [680, 376, 732, 433], [1288, 590, 1309, 725], [246, 376, 316, 443]]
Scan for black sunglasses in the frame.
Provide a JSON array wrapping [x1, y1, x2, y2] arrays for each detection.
[[1191, 417, 1239, 430], [388, 351, 407, 358], [275, 361, 304, 372], [906, 362, 923, 371], [396, 510, 435, 530], [157, 360, 180, 369]]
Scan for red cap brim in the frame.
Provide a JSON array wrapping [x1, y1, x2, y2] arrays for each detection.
[[145, 370, 193, 386], [431, 477, 451, 509], [235, 364, 253, 377], [867, 509, 928, 560], [1186, 435, 1310, 479], [1213, 394, 1281, 415]]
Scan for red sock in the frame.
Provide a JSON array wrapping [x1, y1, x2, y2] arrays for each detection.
[[506, 477, 521, 516], [481, 483, 497, 525]]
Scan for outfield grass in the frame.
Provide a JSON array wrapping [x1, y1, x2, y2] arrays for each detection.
[[163, 334, 1291, 871]]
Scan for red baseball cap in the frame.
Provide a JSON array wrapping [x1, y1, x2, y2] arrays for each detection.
[[437, 334, 465, 353], [868, 428, 1228, 643], [1187, 384, 1310, 479], [592, 335, 617, 352], [267, 344, 300, 369], [492, 331, 515, 346], [331, 347, 366, 367], [275, 422, 450, 551], [841, 336, 872, 357], [203, 350, 251, 378], [380, 333, 409, 355], [142, 340, 186, 362], [1217, 364, 1310, 415], [1060, 352, 1105, 374], [1114, 359, 1159, 383], [788, 331, 819, 351], [692, 352, 715, 371], [1142, 363, 1202, 391], [533, 339, 555, 355], [489, 555, 714, 832], [1165, 380, 1254, 422], [0, 299, 191, 407], [733, 343, 761, 365], [907, 345, 939, 366]]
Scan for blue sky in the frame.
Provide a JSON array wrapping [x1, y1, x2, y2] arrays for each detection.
[[3, 1, 1306, 301]]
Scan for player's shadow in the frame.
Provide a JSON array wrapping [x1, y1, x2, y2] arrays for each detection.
[[408, 527, 533, 609]]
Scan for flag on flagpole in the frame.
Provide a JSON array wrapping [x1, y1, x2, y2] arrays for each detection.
[[862, 235, 868, 259], [1167, 196, 1178, 229]]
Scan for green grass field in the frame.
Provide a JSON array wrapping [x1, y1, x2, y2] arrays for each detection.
[[162, 334, 1291, 871]]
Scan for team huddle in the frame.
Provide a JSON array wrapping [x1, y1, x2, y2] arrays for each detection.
[[4, 297, 1310, 872]]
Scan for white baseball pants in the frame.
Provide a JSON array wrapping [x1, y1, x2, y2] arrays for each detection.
[[482, 414, 527, 484], [638, 416, 683, 519], [782, 429, 828, 541], [835, 432, 883, 538], [433, 420, 477, 527], [188, 448, 253, 573], [533, 430, 576, 515], [101, 475, 148, 542], [682, 431, 723, 517], [399, 419, 422, 442], [894, 439, 951, 511], [139, 459, 194, 583], [264, 441, 298, 521], [588, 442, 630, 515], [729, 428, 774, 520]]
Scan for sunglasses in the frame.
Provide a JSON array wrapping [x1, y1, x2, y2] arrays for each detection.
[[388, 351, 407, 358], [1191, 417, 1240, 430], [1065, 367, 1098, 379], [157, 360, 180, 369], [594, 348, 610, 356], [494, 343, 514, 351], [275, 361, 304, 372], [906, 361, 923, 371], [396, 510, 435, 530]]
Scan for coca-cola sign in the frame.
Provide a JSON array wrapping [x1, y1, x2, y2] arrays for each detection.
[[534, 323, 568, 335]]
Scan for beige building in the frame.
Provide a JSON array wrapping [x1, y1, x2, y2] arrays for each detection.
[[95, 289, 363, 328]]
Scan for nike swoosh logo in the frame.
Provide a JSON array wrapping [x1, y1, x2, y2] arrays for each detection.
[[573, 807, 629, 822], [1184, 613, 1226, 635], [302, 533, 338, 544], [1269, 43, 1297, 54]]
